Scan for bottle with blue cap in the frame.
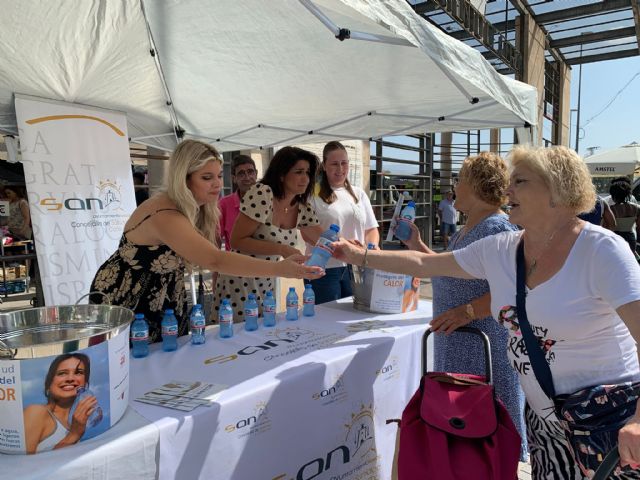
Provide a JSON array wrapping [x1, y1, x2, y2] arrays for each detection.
[[262, 291, 277, 327], [394, 201, 416, 241], [244, 293, 259, 331], [219, 298, 234, 338], [306, 224, 340, 268], [303, 284, 315, 317], [131, 313, 149, 358], [190, 304, 206, 345], [161, 309, 178, 352], [286, 287, 299, 321]]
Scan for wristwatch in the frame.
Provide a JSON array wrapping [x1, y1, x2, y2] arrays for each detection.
[[465, 303, 476, 320]]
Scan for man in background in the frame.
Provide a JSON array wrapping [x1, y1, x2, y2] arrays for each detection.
[[133, 171, 149, 206], [218, 155, 257, 250], [438, 190, 457, 249]]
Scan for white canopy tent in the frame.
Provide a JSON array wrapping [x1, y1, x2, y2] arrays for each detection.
[[0, 0, 537, 152], [584, 143, 640, 177]]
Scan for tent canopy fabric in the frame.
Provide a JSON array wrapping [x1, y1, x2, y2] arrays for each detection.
[[584, 143, 640, 176], [0, 0, 537, 152]]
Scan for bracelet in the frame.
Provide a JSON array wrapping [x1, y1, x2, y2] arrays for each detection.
[[361, 248, 369, 268]]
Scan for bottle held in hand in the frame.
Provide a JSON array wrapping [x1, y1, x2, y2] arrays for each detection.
[[394, 201, 416, 241], [306, 224, 340, 268], [69, 387, 103, 429]]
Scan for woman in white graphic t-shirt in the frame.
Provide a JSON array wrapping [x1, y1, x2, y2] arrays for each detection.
[[306, 141, 379, 304], [331, 145, 640, 479]]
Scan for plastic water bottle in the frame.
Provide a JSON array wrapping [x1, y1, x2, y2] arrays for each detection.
[[286, 287, 299, 321], [306, 224, 340, 268], [219, 298, 234, 338], [161, 309, 178, 352], [395, 201, 416, 241], [190, 304, 206, 345], [263, 291, 277, 327], [303, 284, 315, 316], [69, 386, 103, 428], [131, 313, 149, 358], [244, 293, 259, 331]]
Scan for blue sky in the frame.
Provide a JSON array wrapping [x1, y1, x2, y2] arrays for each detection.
[[570, 56, 640, 157]]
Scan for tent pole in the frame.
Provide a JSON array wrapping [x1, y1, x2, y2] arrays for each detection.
[[139, 0, 182, 146]]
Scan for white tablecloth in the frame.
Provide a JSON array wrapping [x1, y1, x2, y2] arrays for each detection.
[[2, 298, 433, 480], [130, 298, 432, 480]]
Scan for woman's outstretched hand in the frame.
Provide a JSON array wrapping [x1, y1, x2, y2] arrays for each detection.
[[330, 238, 365, 265], [279, 254, 325, 280]]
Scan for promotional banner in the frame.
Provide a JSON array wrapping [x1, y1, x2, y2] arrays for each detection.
[[0, 328, 129, 454], [14, 95, 135, 305]]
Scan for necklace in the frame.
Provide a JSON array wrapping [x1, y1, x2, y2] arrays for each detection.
[[525, 218, 577, 278]]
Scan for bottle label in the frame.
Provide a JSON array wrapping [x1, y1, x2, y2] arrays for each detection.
[[220, 313, 233, 325], [264, 305, 275, 314], [314, 236, 335, 254], [191, 317, 206, 328], [162, 324, 178, 336], [132, 330, 149, 340], [397, 216, 413, 224], [287, 300, 298, 308], [244, 307, 258, 318], [303, 298, 314, 305]]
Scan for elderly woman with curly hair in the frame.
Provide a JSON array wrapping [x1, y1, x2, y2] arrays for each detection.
[[401, 151, 526, 459], [334, 145, 640, 479]]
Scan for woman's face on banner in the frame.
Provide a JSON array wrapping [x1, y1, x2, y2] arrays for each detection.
[[49, 358, 87, 401]]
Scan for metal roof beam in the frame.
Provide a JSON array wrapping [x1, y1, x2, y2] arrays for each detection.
[[550, 26, 637, 48], [534, 0, 632, 25], [566, 47, 640, 65]]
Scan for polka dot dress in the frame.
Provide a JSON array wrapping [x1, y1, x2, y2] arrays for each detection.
[[213, 182, 318, 321]]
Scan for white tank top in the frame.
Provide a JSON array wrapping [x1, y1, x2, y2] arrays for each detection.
[[36, 409, 70, 452]]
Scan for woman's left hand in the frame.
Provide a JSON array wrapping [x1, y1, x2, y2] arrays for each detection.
[[618, 414, 640, 468], [429, 304, 473, 335]]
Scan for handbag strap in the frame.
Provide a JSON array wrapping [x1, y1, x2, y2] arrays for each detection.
[[516, 239, 556, 398]]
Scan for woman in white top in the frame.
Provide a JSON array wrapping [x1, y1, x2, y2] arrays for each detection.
[[23, 353, 97, 453], [308, 141, 379, 304], [332, 145, 640, 479]]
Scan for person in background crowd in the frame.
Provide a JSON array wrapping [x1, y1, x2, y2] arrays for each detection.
[[610, 178, 640, 255], [401, 152, 527, 459], [306, 141, 379, 304], [4, 186, 31, 240], [133, 171, 149, 206], [90, 140, 323, 342], [214, 146, 324, 320], [218, 154, 257, 251], [578, 195, 615, 230], [438, 190, 457, 248], [332, 145, 640, 479]]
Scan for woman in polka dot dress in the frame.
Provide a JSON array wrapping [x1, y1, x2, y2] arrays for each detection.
[[214, 147, 323, 320]]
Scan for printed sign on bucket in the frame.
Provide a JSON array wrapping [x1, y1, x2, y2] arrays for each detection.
[[0, 328, 129, 454]]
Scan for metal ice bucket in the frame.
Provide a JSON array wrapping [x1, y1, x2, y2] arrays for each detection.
[[350, 265, 376, 313], [350, 265, 420, 314], [0, 301, 133, 454], [0, 304, 133, 360]]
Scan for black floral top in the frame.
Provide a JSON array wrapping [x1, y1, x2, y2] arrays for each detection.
[[90, 209, 187, 343]]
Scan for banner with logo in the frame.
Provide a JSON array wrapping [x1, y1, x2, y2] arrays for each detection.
[[14, 95, 135, 305]]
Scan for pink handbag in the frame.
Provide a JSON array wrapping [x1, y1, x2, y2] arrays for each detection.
[[397, 328, 521, 480]]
